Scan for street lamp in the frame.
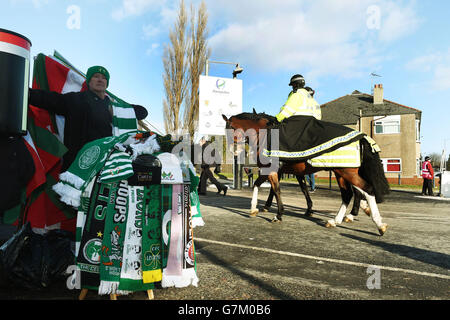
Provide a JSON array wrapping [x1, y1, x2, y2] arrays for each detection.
[[205, 60, 244, 79], [204, 59, 244, 189], [232, 64, 243, 79]]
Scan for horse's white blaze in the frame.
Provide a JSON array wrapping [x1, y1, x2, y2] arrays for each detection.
[[353, 186, 384, 228], [251, 185, 259, 212]]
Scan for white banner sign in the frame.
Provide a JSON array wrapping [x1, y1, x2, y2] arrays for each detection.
[[198, 75, 242, 136]]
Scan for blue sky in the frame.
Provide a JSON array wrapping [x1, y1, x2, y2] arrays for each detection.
[[2, 0, 450, 157]]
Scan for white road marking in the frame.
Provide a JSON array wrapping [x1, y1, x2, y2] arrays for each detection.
[[195, 237, 450, 280]]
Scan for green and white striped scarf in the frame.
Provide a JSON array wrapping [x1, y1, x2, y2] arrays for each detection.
[[52, 132, 137, 208]]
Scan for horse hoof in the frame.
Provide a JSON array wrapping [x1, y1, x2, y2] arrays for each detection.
[[364, 208, 371, 216], [249, 210, 259, 217], [262, 207, 269, 212], [305, 210, 313, 217], [271, 218, 281, 223], [325, 220, 336, 228], [378, 224, 388, 236]]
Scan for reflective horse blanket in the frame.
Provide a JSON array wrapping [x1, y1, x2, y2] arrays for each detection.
[[263, 115, 366, 162]]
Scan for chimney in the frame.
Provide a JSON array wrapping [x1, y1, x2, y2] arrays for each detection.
[[373, 84, 384, 105]]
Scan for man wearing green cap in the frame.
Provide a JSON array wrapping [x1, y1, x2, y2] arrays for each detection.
[[85, 65, 110, 99], [29, 65, 147, 171]]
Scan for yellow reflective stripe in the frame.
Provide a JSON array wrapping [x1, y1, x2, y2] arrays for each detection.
[[308, 142, 360, 167], [282, 105, 297, 115]]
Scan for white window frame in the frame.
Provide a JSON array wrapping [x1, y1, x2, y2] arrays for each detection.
[[381, 158, 402, 173], [374, 115, 401, 135], [415, 119, 420, 142]]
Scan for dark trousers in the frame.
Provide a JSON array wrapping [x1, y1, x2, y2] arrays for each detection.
[[422, 178, 434, 196], [198, 166, 225, 194]]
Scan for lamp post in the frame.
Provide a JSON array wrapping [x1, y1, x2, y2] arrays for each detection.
[[204, 60, 244, 189], [205, 60, 243, 79]]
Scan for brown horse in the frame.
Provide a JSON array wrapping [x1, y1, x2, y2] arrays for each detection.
[[222, 112, 389, 235]]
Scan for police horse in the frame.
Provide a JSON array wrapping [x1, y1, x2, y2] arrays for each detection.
[[222, 112, 389, 236]]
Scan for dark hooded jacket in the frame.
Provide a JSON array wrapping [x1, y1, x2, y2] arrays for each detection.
[[29, 89, 112, 171]]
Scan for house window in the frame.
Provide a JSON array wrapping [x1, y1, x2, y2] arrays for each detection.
[[374, 115, 401, 134], [415, 120, 420, 142], [381, 158, 402, 173]]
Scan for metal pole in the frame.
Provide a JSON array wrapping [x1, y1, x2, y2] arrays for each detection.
[[233, 154, 242, 190], [205, 59, 243, 189], [329, 171, 332, 189]]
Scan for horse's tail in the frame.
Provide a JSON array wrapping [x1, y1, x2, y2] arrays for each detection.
[[359, 138, 390, 203]]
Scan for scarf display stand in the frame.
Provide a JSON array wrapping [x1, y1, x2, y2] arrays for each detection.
[[78, 288, 154, 300]]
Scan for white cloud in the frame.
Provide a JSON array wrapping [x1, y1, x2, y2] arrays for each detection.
[[377, 1, 421, 43], [406, 49, 450, 91], [406, 53, 443, 72], [207, 0, 420, 78], [146, 43, 160, 55], [9, 0, 50, 8], [433, 65, 450, 91], [112, 0, 166, 21], [142, 23, 160, 39], [32, 0, 48, 7]]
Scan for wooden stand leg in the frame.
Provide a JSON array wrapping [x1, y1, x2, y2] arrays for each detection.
[[79, 288, 88, 300], [147, 290, 154, 300]]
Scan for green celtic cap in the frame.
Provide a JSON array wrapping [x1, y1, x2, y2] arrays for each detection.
[[86, 65, 110, 87]]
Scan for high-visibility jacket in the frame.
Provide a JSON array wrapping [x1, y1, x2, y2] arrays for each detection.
[[421, 160, 434, 179], [276, 88, 322, 122]]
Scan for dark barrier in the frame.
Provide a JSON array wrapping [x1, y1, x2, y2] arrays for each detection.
[[0, 29, 32, 136]]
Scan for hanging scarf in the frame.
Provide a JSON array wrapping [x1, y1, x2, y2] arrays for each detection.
[[188, 166, 203, 227], [98, 151, 134, 183], [98, 180, 129, 295], [142, 184, 163, 283], [76, 178, 112, 290], [118, 185, 154, 292], [181, 183, 198, 286], [178, 153, 204, 227], [161, 183, 198, 288], [162, 184, 183, 286], [161, 185, 172, 272], [52, 132, 137, 207]]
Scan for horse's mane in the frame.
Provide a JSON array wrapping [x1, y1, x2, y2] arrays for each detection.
[[232, 112, 278, 128]]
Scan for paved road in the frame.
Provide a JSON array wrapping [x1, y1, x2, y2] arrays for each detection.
[[1, 182, 449, 302], [168, 182, 450, 300]]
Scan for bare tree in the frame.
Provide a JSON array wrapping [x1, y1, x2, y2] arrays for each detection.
[[163, 0, 190, 135], [428, 152, 441, 168], [163, 0, 210, 137], [184, 1, 210, 137]]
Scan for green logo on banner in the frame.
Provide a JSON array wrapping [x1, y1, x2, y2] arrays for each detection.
[[144, 244, 161, 268], [83, 238, 102, 264]]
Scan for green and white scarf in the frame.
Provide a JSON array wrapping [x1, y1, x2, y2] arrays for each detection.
[[118, 185, 155, 292], [142, 184, 163, 283], [98, 180, 129, 295], [52, 132, 137, 207], [76, 177, 111, 290]]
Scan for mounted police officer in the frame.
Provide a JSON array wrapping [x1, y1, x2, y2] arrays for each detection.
[[276, 74, 321, 122]]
